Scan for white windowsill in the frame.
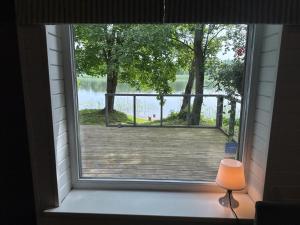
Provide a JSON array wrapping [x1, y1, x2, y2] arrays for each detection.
[[45, 190, 255, 221]]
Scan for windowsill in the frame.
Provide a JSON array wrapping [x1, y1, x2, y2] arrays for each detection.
[[45, 190, 255, 222]]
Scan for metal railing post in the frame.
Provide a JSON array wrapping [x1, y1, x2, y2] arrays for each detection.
[[216, 96, 224, 128], [187, 94, 191, 125], [105, 94, 109, 127], [133, 95, 136, 126], [103, 93, 229, 128], [229, 100, 236, 137], [160, 95, 163, 127]]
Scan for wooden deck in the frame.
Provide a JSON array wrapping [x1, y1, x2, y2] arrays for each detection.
[[80, 125, 233, 181]]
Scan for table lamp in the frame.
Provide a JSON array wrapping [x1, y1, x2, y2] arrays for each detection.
[[216, 159, 246, 208]]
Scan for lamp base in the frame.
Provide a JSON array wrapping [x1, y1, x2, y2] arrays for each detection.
[[219, 190, 239, 208]]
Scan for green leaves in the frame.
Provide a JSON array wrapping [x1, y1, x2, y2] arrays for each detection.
[[209, 25, 247, 97], [212, 60, 245, 98], [74, 24, 247, 96], [74, 24, 181, 94]]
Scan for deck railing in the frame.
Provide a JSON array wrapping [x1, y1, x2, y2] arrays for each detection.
[[105, 93, 241, 137]]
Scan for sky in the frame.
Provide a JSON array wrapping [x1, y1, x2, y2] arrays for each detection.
[[217, 46, 235, 61]]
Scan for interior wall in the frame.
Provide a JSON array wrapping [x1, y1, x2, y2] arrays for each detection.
[[263, 25, 300, 202], [46, 25, 72, 203], [18, 24, 62, 215], [2, 2, 36, 225], [246, 25, 283, 202]]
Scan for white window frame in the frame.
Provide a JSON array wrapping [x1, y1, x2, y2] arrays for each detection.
[[63, 24, 256, 192]]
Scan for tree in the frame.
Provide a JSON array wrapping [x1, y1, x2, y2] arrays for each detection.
[[74, 24, 128, 112], [212, 59, 245, 98], [74, 24, 247, 118], [211, 25, 248, 98], [119, 25, 183, 95], [175, 24, 247, 125], [175, 24, 227, 125], [74, 24, 181, 112]]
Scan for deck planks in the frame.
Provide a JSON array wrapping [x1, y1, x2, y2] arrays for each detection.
[[80, 126, 233, 181]]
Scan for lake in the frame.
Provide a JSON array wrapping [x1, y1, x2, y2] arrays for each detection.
[[77, 75, 240, 120]]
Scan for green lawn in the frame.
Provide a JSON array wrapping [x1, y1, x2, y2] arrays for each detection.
[[79, 109, 219, 127], [79, 108, 240, 140], [79, 109, 133, 125]]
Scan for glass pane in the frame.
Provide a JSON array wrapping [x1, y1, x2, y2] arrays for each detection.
[[74, 23, 247, 181], [108, 96, 134, 126], [77, 76, 106, 126], [163, 96, 188, 126], [200, 96, 217, 127], [135, 96, 161, 126]]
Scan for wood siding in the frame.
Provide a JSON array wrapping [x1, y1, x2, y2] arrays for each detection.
[[264, 25, 300, 201], [46, 25, 71, 203], [247, 25, 283, 202]]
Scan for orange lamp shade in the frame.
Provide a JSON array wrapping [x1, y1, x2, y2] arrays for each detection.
[[216, 159, 246, 191]]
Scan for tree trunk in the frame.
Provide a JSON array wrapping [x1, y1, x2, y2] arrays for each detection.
[[105, 25, 119, 113], [178, 64, 195, 120], [106, 71, 118, 112], [190, 24, 205, 125]]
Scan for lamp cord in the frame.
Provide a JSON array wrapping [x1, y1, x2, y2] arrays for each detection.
[[228, 191, 240, 225]]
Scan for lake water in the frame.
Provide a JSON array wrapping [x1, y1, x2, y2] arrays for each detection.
[[77, 76, 240, 119]]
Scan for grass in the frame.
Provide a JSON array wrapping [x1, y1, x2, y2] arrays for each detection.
[[79, 108, 240, 143], [79, 109, 225, 127], [127, 115, 148, 123], [142, 112, 217, 126], [79, 108, 240, 141], [79, 109, 133, 125]]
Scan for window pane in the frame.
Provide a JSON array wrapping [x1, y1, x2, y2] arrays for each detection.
[[135, 96, 161, 126], [74, 24, 247, 181], [107, 96, 134, 126]]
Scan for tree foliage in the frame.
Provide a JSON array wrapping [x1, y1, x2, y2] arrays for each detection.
[[74, 24, 247, 115], [212, 59, 244, 97], [176, 24, 237, 124], [172, 24, 227, 78], [210, 25, 247, 98], [74, 24, 182, 95]]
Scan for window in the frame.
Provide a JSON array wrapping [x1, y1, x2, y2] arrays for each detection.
[[66, 24, 250, 189]]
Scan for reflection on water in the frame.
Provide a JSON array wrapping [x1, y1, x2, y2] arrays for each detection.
[[77, 75, 240, 119], [78, 75, 190, 93]]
